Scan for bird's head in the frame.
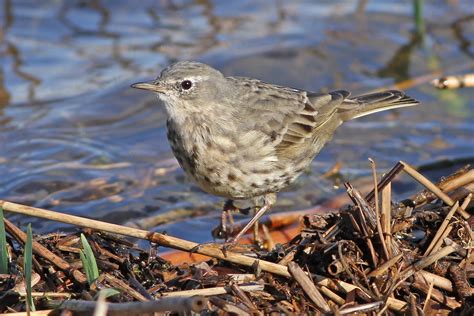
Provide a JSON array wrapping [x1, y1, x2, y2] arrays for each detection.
[[132, 61, 228, 112]]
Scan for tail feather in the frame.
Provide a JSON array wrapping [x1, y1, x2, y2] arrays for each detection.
[[339, 90, 419, 121]]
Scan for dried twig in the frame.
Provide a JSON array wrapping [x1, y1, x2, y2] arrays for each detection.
[[345, 184, 378, 267], [449, 264, 474, 299], [422, 281, 434, 314], [387, 244, 460, 299], [230, 283, 259, 314], [161, 284, 264, 297], [413, 274, 461, 309], [0, 200, 291, 277], [416, 270, 453, 292], [3, 218, 87, 284], [47, 296, 207, 314], [339, 301, 384, 315], [319, 286, 345, 305], [288, 262, 331, 313], [423, 202, 459, 256], [366, 162, 404, 202], [400, 161, 470, 219], [369, 158, 390, 261], [381, 182, 392, 257], [367, 253, 403, 278], [209, 296, 251, 315], [431, 73, 474, 89], [103, 274, 148, 302]]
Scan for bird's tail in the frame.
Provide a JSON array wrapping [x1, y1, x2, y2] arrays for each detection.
[[338, 90, 419, 122]]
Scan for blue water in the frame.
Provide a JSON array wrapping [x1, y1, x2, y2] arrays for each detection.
[[0, 0, 473, 241]]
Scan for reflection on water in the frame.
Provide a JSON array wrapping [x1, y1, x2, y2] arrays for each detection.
[[0, 0, 473, 240]]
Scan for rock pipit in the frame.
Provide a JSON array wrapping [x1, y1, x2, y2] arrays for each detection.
[[132, 61, 419, 247]]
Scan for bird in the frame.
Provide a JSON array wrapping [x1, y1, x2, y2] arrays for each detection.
[[131, 61, 419, 247]]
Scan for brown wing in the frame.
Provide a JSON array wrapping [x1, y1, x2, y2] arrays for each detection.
[[277, 90, 350, 149], [228, 76, 350, 154], [336, 90, 419, 121]]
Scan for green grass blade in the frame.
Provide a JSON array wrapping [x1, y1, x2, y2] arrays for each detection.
[[0, 207, 9, 274], [413, 0, 425, 37], [24, 224, 36, 312], [79, 250, 94, 285], [80, 233, 99, 285], [93, 288, 121, 300]]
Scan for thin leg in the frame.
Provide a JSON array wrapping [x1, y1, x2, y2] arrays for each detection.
[[213, 200, 235, 239], [226, 198, 273, 247], [213, 200, 250, 240], [221, 204, 230, 236], [228, 210, 235, 232], [253, 214, 261, 245]]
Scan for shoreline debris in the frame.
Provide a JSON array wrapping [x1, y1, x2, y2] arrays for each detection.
[[0, 161, 472, 314]]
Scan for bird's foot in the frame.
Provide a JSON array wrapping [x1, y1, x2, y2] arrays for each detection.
[[211, 225, 230, 240], [220, 237, 238, 256]]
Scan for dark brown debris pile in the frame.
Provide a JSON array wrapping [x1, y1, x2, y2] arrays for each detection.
[[0, 162, 473, 315]]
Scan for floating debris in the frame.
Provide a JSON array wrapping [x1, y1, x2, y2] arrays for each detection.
[[431, 73, 474, 89]]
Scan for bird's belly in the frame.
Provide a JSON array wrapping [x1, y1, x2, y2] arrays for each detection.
[[169, 142, 299, 199], [167, 122, 309, 199], [191, 162, 298, 199]]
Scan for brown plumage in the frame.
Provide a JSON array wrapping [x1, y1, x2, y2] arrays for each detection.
[[132, 61, 419, 245]]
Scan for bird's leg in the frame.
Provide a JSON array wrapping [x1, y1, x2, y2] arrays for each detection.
[[194, 200, 247, 253], [221, 200, 233, 237], [212, 200, 250, 240], [212, 200, 235, 240], [225, 193, 276, 248], [253, 212, 261, 246]]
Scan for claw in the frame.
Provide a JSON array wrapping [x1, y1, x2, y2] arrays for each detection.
[[220, 238, 237, 256], [190, 244, 202, 253], [211, 226, 226, 239]]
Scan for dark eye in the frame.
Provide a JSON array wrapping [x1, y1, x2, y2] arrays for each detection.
[[181, 80, 192, 90]]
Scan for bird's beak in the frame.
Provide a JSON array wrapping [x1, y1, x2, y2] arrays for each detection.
[[131, 81, 166, 93]]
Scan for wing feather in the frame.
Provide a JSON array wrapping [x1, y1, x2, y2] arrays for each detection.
[[228, 77, 350, 157]]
